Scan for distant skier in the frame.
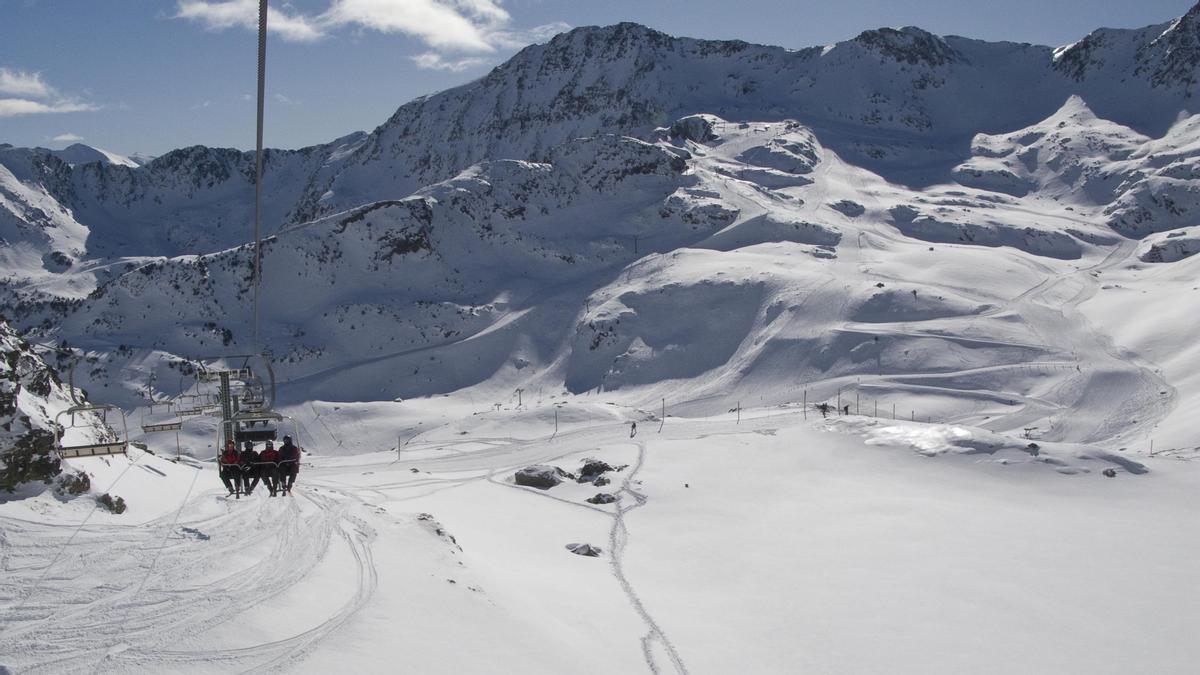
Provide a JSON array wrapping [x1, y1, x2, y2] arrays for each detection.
[[259, 439, 282, 497], [240, 440, 261, 496], [279, 435, 301, 495], [842, 404, 850, 416], [219, 440, 243, 497], [630, 421, 638, 438]]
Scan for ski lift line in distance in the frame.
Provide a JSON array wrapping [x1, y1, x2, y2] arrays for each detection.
[[139, 403, 183, 433], [194, 353, 277, 414], [216, 412, 301, 448], [54, 404, 129, 459]]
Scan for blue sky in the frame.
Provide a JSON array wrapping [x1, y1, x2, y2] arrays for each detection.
[[1, 0, 1195, 157]]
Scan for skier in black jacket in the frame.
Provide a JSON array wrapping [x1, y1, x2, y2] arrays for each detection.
[[240, 440, 261, 496], [278, 435, 301, 495]]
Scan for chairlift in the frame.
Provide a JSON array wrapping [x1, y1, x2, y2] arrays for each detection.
[[221, 410, 300, 447], [140, 401, 183, 433], [54, 404, 129, 459]]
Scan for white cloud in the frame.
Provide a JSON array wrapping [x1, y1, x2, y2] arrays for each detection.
[[0, 68, 54, 98], [274, 93, 302, 105], [177, 0, 323, 41], [0, 66, 100, 117], [176, 0, 567, 65], [321, 0, 504, 52], [0, 98, 98, 118], [52, 132, 85, 143], [411, 52, 489, 71]]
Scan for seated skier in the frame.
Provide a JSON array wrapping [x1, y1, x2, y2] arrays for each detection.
[[259, 439, 282, 497], [219, 439, 243, 497], [240, 440, 261, 496], [278, 435, 301, 496]]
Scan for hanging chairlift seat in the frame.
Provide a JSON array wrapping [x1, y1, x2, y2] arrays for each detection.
[[141, 404, 183, 434], [231, 410, 282, 443], [59, 441, 129, 459], [55, 404, 129, 459]]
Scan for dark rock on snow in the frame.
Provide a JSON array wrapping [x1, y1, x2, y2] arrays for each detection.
[[514, 465, 573, 489], [566, 543, 603, 557]]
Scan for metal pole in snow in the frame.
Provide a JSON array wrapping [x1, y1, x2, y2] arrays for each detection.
[[555, 408, 559, 436], [837, 388, 842, 413], [737, 401, 740, 424], [893, 403, 896, 420], [874, 400, 878, 418], [658, 398, 665, 433], [856, 391, 860, 415]]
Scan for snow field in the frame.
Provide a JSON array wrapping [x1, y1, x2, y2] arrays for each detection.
[[4, 400, 1195, 673]]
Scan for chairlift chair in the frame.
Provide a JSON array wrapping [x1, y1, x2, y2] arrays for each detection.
[[54, 404, 129, 459], [140, 402, 183, 433], [220, 411, 300, 448]]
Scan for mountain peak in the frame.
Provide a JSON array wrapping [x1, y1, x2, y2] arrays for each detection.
[[852, 26, 961, 67], [51, 143, 139, 168]]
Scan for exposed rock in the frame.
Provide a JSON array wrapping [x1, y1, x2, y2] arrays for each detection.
[[586, 493, 618, 505], [565, 543, 603, 557], [1102, 468, 1118, 478], [578, 459, 615, 483], [514, 465, 572, 489], [829, 200, 865, 217], [1140, 236, 1199, 263], [97, 493, 126, 514], [592, 475, 610, 487], [55, 470, 91, 496], [669, 115, 719, 143]]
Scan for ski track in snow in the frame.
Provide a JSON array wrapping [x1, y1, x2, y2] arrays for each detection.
[[0, 474, 380, 674], [483, 433, 691, 674], [611, 440, 689, 675]]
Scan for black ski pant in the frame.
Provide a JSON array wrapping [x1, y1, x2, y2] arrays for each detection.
[[280, 464, 298, 491], [242, 468, 260, 494], [220, 466, 242, 494], [260, 465, 281, 494]]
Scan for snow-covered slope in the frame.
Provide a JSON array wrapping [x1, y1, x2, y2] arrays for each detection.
[[4, 7, 1200, 674], [51, 143, 141, 168], [2, 6, 1198, 453]]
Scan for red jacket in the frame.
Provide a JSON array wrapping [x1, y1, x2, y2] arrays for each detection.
[[260, 448, 280, 463]]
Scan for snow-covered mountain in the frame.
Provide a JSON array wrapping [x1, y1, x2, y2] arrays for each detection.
[[51, 143, 141, 168], [5, 8, 1200, 674], [2, 5, 1200, 453]]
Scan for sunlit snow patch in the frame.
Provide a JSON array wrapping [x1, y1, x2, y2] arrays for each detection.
[[864, 424, 974, 456]]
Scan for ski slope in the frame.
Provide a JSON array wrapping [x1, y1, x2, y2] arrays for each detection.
[[4, 7, 1200, 673], [2, 402, 1197, 673]]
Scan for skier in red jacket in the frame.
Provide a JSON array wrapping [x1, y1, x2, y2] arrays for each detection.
[[219, 440, 243, 497], [259, 440, 282, 497]]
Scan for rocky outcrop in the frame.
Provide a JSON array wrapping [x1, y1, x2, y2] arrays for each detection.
[[514, 465, 573, 489]]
